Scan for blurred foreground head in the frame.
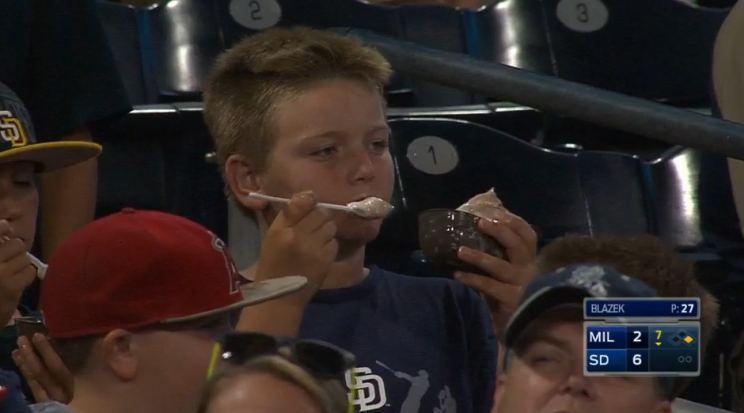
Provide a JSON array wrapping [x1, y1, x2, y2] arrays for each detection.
[[538, 233, 719, 396], [198, 355, 348, 413], [41, 210, 305, 413], [495, 263, 673, 413]]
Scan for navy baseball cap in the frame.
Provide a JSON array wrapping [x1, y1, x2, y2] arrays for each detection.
[[503, 264, 679, 399], [504, 264, 659, 347], [0, 81, 101, 172]]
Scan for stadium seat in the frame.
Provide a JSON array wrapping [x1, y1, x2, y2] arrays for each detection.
[[143, 0, 225, 101], [371, 117, 651, 271], [96, 0, 156, 104], [469, 0, 554, 77], [387, 103, 544, 142], [135, 0, 518, 105], [96, 104, 174, 215], [643, 148, 713, 251], [270, 0, 479, 105], [96, 103, 228, 239], [471, 0, 727, 102]]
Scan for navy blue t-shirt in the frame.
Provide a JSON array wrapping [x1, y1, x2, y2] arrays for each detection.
[[299, 267, 497, 413]]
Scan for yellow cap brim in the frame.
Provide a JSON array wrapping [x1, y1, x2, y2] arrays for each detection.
[[0, 141, 102, 173]]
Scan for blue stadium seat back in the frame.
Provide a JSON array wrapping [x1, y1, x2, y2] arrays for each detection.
[[167, 103, 229, 239], [472, 0, 726, 102], [536, 0, 726, 101], [213, 0, 420, 106], [379, 118, 650, 274], [96, 105, 175, 216], [96, 103, 228, 239], [143, 0, 225, 101], [383, 118, 596, 250], [642, 147, 742, 251], [470, 0, 555, 78], [575, 149, 650, 237], [394, 4, 482, 106], [213, 0, 303, 48], [143, 0, 478, 105], [373, 108, 542, 272], [96, 1, 157, 104], [539, 115, 682, 160], [387, 104, 545, 143]]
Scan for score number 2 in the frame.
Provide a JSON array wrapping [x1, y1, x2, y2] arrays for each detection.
[[229, 0, 282, 31]]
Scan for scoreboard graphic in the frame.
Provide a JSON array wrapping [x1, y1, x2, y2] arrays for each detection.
[[583, 298, 701, 377]]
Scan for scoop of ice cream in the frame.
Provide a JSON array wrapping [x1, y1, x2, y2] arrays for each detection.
[[456, 188, 509, 221], [347, 197, 394, 219]]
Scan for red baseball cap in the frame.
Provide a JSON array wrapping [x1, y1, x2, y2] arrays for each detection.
[[41, 208, 307, 339]]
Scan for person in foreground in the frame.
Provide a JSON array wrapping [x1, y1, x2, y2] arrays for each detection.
[[197, 354, 348, 413], [494, 234, 720, 413], [0, 80, 105, 412], [713, 0, 744, 241], [30, 209, 307, 413], [203, 27, 537, 413], [537, 233, 719, 397], [494, 264, 677, 413], [1, 0, 132, 268]]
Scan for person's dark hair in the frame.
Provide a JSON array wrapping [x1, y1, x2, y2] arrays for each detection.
[[538, 234, 720, 397]]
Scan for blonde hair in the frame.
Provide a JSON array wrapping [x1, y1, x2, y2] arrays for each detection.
[[203, 26, 392, 209], [197, 355, 348, 413]]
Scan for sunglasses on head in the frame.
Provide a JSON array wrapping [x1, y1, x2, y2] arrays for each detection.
[[209, 332, 356, 382]]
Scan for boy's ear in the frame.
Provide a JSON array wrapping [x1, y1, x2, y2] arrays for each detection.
[[224, 154, 268, 211], [102, 329, 138, 381]]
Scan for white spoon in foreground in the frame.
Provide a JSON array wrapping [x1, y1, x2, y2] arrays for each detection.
[[0, 236, 47, 280], [248, 193, 394, 219]]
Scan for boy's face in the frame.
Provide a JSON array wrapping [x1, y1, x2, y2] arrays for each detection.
[[250, 79, 395, 244], [495, 315, 671, 413], [0, 162, 38, 251]]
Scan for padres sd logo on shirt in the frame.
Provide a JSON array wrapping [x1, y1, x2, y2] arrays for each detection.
[[0, 110, 28, 147]]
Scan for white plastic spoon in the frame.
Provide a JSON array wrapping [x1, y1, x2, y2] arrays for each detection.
[[0, 236, 47, 280], [248, 193, 393, 219]]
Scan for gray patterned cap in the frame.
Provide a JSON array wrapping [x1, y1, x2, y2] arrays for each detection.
[[503, 264, 678, 399], [505, 264, 658, 346]]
